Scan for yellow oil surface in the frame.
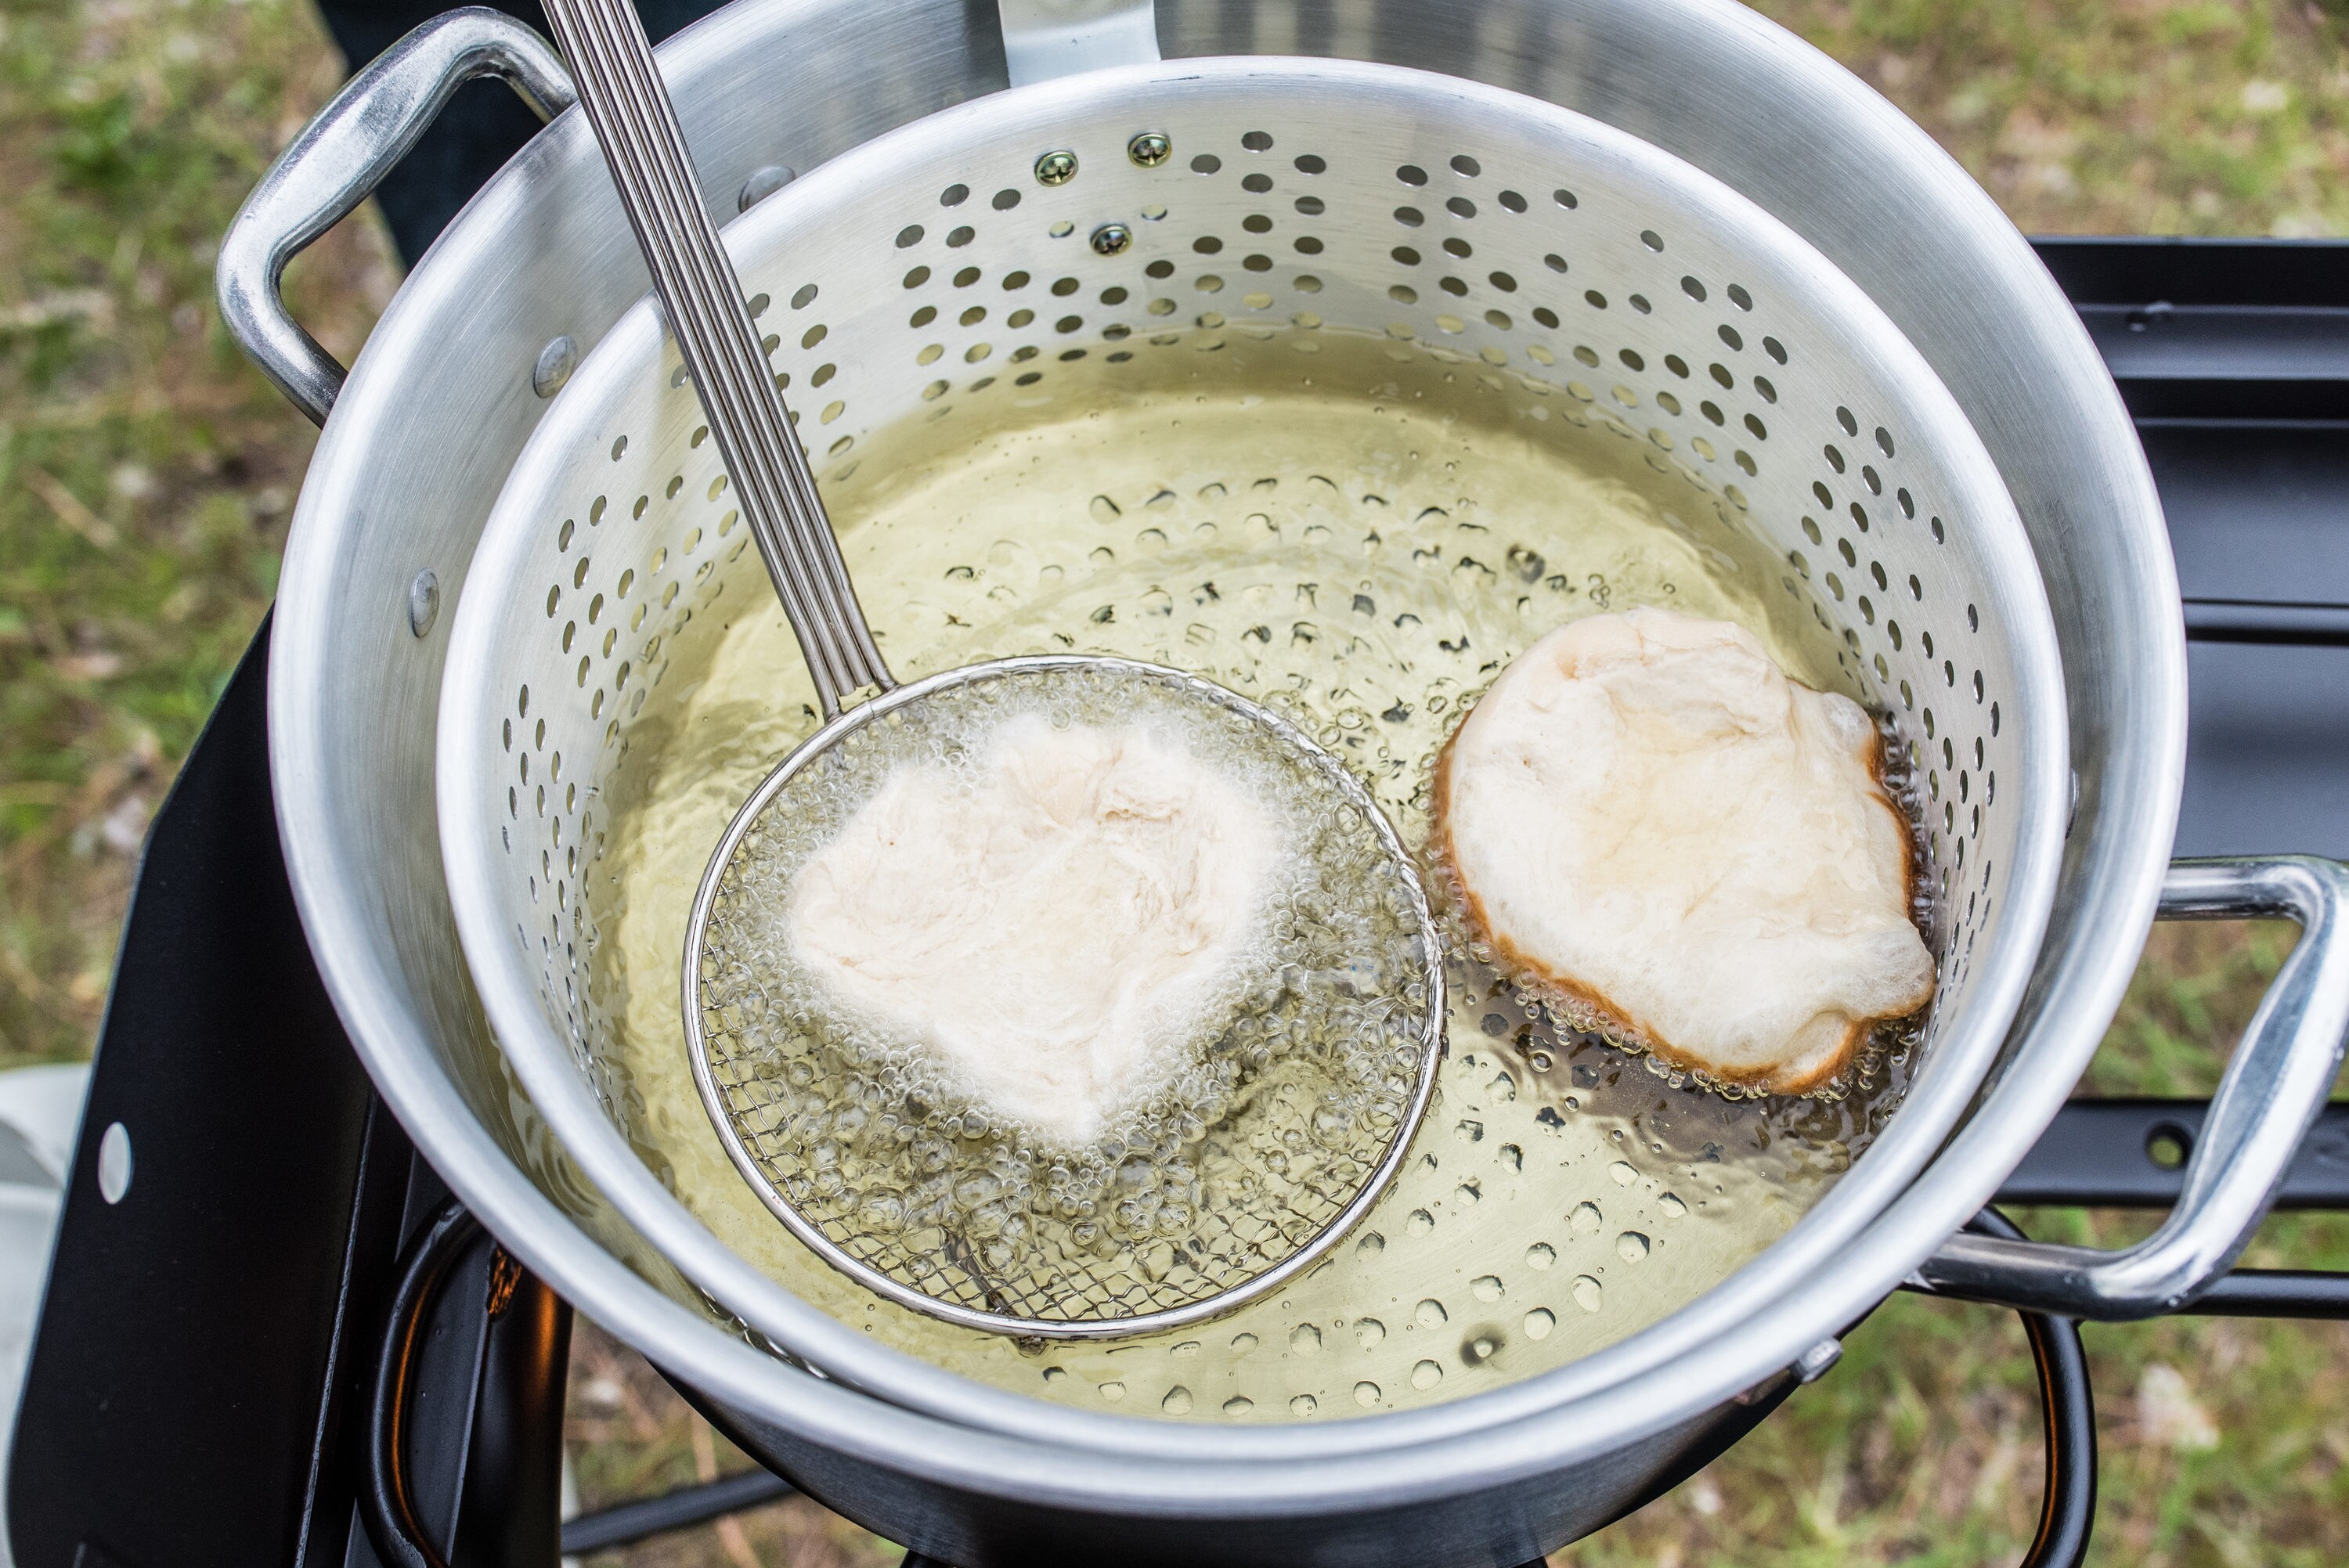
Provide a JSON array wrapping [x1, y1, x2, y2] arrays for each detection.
[[586, 327, 1911, 1421]]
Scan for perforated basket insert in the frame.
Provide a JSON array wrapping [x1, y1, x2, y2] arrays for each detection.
[[442, 57, 2062, 1392]]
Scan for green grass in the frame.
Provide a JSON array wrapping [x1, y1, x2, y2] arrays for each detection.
[[5, 0, 2347, 1562], [0, 0, 395, 1065], [567, 1321, 907, 1568], [1748, 0, 2349, 236]]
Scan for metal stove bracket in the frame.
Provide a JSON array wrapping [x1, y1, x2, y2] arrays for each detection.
[[2000, 1098, 2349, 1209]]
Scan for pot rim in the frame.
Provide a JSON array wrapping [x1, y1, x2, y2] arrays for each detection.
[[272, 0, 2179, 1516], [438, 48, 2069, 1462]]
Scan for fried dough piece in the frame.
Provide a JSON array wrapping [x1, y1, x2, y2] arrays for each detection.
[[1435, 607, 1933, 1093], [789, 715, 1280, 1142]]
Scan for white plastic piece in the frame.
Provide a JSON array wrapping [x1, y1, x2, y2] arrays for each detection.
[[0, 1064, 91, 1187], [998, 0, 1160, 87], [0, 1063, 86, 1568]]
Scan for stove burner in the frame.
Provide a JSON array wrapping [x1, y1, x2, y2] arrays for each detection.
[[9, 232, 2348, 1568]]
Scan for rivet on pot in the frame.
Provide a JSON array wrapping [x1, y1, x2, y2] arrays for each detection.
[[738, 163, 796, 213], [409, 569, 442, 639], [1090, 223, 1132, 257], [532, 335, 578, 398], [1128, 132, 1171, 168], [1034, 149, 1078, 186]]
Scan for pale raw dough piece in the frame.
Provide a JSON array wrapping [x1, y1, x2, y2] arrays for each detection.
[[788, 714, 1282, 1143], [1436, 607, 1933, 1092]]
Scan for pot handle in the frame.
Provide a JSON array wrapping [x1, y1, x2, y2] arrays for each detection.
[[1917, 855, 2349, 1320], [216, 7, 576, 425]]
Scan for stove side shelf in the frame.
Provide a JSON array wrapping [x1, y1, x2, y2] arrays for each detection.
[[4, 621, 569, 1568], [2031, 238, 2349, 863]]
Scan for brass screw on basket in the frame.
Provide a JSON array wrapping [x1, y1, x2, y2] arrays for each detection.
[[1034, 148, 1079, 185], [1128, 131, 1172, 166]]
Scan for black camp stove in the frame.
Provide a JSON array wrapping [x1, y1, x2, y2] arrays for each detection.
[[8, 231, 2349, 1568]]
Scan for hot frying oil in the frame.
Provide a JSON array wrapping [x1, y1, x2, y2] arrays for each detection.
[[587, 326, 1913, 1419]]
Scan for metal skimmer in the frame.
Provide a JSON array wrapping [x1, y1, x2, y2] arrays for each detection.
[[534, 0, 1447, 1337]]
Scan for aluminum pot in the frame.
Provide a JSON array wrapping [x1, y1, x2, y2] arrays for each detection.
[[221, 0, 2349, 1562]]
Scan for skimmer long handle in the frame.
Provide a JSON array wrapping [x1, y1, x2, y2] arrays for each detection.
[[539, 0, 891, 717]]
